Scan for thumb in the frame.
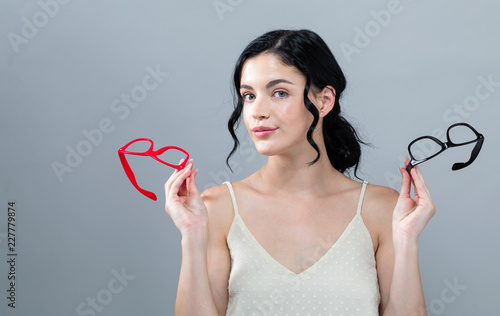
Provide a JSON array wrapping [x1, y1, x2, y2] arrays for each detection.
[[399, 166, 411, 199]]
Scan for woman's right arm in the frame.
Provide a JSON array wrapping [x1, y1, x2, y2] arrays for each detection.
[[164, 162, 231, 316]]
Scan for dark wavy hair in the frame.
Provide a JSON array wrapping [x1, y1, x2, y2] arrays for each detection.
[[227, 29, 365, 176]]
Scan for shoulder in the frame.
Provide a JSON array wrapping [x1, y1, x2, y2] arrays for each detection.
[[364, 183, 399, 214], [362, 183, 399, 244], [201, 183, 236, 237], [201, 183, 232, 209], [341, 177, 399, 213]]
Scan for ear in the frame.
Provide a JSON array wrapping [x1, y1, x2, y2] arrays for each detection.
[[318, 85, 336, 117]]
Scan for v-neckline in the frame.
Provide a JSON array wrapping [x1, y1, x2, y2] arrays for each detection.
[[232, 211, 360, 276]]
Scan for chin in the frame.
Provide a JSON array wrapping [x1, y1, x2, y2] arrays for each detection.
[[254, 146, 275, 157], [254, 140, 295, 158], [251, 140, 277, 156]]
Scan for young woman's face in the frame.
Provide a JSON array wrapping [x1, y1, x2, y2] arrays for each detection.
[[240, 53, 321, 159]]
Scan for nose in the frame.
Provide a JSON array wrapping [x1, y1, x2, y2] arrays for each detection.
[[251, 96, 270, 121]]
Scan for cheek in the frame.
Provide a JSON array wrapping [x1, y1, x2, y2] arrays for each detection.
[[282, 102, 313, 129], [242, 106, 251, 129]]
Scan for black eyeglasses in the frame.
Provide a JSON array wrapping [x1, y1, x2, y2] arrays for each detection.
[[406, 123, 484, 174]]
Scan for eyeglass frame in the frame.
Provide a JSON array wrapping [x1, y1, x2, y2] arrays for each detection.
[[118, 138, 189, 201], [406, 122, 484, 174]]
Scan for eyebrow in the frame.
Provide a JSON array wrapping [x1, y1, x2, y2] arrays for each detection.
[[240, 79, 295, 90]]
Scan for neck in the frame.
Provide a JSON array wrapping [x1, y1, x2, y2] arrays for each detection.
[[253, 150, 346, 196]]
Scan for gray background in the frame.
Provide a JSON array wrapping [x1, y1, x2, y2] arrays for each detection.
[[1, 0, 499, 315]]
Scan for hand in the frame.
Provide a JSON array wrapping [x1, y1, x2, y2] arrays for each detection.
[[164, 160, 208, 238], [392, 161, 436, 244]]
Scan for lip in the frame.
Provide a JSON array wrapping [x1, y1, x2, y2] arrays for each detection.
[[252, 126, 277, 138]]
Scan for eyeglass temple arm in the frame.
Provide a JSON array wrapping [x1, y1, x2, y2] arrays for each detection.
[[118, 152, 158, 201], [406, 161, 414, 175], [451, 137, 484, 171]]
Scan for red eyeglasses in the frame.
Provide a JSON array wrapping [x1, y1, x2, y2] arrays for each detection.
[[118, 138, 189, 201]]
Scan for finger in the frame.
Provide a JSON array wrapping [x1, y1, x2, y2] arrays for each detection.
[[411, 166, 436, 222], [403, 158, 416, 188], [165, 170, 187, 206], [171, 163, 192, 198], [165, 168, 185, 213], [411, 165, 433, 203], [187, 169, 200, 197], [399, 166, 412, 199], [411, 165, 427, 196], [167, 164, 192, 201], [179, 161, 195, 196], [165, 158, 188, 189], [164, 158, 186, 191]]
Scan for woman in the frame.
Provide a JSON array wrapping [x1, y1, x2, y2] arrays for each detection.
[[165, 29, 435, 315]]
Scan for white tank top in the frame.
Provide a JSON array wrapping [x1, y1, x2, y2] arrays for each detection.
[[224, 181, 380, 316]]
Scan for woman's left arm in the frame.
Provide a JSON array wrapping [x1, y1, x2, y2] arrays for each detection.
[[379, 163, 436, 316]]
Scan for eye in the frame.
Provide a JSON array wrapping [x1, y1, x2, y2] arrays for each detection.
[[273, 90, 288, 98], [242, 93, 256, 101]]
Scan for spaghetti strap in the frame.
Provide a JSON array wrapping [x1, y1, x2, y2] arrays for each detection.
[[356, 181, 368, 215], [223, 181, 239, 216]]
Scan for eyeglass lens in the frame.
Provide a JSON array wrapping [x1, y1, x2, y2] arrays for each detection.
[[124, 140, 152, 153], [447, 124, 478, 145], [409, 137, 442, 161], [155, 147, 188, 166]]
